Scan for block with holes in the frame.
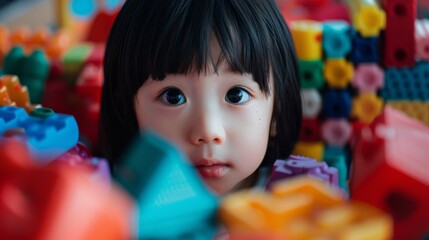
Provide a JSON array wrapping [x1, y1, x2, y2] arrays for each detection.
[[382, 0, 417, 67], [350, 106, 429, 239]]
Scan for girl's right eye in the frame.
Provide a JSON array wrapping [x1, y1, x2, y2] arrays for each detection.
[[159, 88, 186, 106]]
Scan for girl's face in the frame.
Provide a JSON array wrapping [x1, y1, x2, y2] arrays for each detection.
[[134, 46, 274, 195]]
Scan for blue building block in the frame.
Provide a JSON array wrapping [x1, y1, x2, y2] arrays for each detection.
[[0, 106, 79, 163], [383, 64, 429, 101], [322, 89, 352, 118], [115, 130, 219, 239], [323, 21, 352, 59], [350, 31, 379, 64], [323, 145, 349, 195]]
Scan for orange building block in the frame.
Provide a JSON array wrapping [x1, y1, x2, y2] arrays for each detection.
[[0, 140, 133, 240], [220, 177, 391, 239], [0, 75, 38, 113]]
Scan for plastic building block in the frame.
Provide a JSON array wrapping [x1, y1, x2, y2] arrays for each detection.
[[19, 49, 50, 103], [290, 20, 323, 60], [10, 27, 30, 46], [352, 93, 383, 123], [301, 89, 322, 118], [0, 75, 38, 113], [0, 139, 133, 240], [293, 141, 324, 161], [86, 9, 119, 43], [350, 31, 379, 64], [350, 106, 429, 239], [415, 19, 429, 60], [56, 0, 73, 31], [51, 143, 111, 183], [114, 130, 219, 239], [76, 64, 103, 103], [3, 46, 24, 75], [45, 30, 72, 60], [0, 106, 79, 163], [352, 63, 384, 92], [62, 43, 92, 85], [323, 146, 349, 194], [27, 27, 50, 49], [299, 60, 325, 89], [324, 59, 354, 89], [299, 118, 321, 141], [322, 89, 352, 118], [382, 0, 417, 68], [322, 20, 352, 59], [348, 0, 386, 37], [3, 46, 50, 103], [265, 156, 339, 190], [387, 101, 429, 126], [85, 43, 105, 67], [220, 177, 346, 238], [382, 66, 424, 101], [0, 25, 9, 68], [321, 118, 352, 147]]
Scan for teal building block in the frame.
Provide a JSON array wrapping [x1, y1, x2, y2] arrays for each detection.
[[3, 46, 25, 75], [115, 130, 219, 239], [299, 60, 324, 89], [323, 145, 349, 195], [20, 49, 50, 103], [3, 46, 50, 103], [323, 21, 351, 59], [0, 106, 79, 164]]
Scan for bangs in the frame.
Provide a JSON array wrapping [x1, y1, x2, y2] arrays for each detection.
[[126, 0, 276, 95]]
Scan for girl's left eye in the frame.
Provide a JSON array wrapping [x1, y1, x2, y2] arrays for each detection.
[[225, 87, 251, 104]]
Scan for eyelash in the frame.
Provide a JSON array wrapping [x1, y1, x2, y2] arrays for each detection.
[[157, 86, 253, 106]]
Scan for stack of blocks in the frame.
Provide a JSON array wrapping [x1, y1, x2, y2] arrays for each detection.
[[289, 0, 429, 238], [290, 0, 386, 196]]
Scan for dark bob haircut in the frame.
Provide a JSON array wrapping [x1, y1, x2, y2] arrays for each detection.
[[100, 0, 302, 168]]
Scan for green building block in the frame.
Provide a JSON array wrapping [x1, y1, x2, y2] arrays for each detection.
[[115, 130, 219, 239], [299, 60, 325, 89], [323, 145, 349, 195], [62, 43, 92, 86]]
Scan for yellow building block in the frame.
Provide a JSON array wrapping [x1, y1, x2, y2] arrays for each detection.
[[387, 101, 429, 126], [324, 59, 354, 88], [347, 0, 386, 37], [290, 20, 323, 61], [352, 93, 383, 123], [292, 141, 324, 161]]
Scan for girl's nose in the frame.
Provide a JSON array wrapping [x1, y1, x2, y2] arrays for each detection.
[[189, 107, 226, 145]]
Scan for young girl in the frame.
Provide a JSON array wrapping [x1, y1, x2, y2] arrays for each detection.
[[100, 0, 302, 195]]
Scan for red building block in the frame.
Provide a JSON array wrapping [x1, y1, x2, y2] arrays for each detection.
[[85, 9, 119, 43], [350, 106, 429, 240], [299, 118, 321, 141], [85, 43, 105, 67], [0, 140, 133, 240], [382, 0, 417, 68]]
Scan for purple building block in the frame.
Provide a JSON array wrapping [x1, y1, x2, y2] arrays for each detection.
[[265, 155, 339, 190]]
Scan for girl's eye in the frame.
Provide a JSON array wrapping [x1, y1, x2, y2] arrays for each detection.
[[159, 88, 186, 105], [225, 87, 251, 104]]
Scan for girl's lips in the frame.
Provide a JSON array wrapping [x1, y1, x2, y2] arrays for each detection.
[[196, 164, 229, 178], [193, 159, 230, 179]]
